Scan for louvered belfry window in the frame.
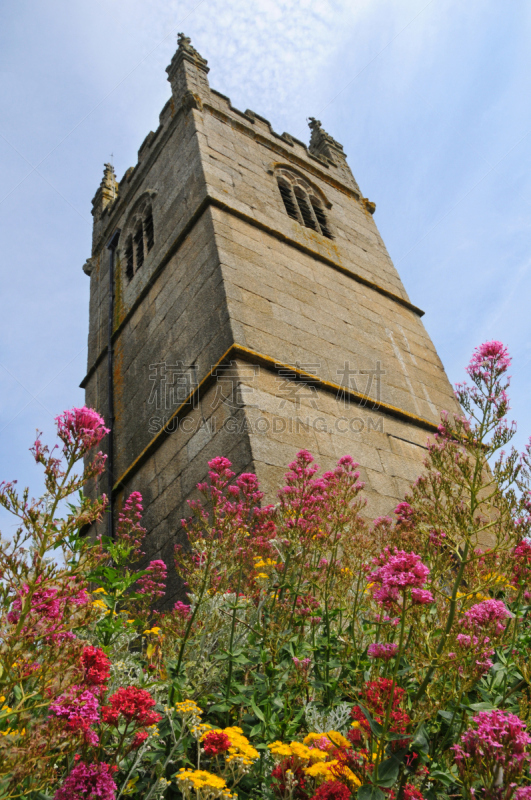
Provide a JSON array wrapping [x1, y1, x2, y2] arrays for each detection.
[[125, 236, 134, 281], [144, 208, 154, 251], [123, 202, 155, 281], [277, 179, 299, 220], [275, 169, 333, 239]]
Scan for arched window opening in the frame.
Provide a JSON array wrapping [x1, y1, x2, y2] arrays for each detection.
[[125, 236, 134, 281], [276, 169, 334, 239], [134, 223, 144, 269], [312, 201, 333, 239], [277, 180, 299, 221], [294, 188, 317, 231], [144, 209, 154, 252]]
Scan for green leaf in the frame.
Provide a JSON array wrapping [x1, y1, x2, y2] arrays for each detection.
[[437, 710, 454, 722], [209, 703, 230, 714], [250, 698, 266, 722], [358, 785, 385, 800], [375, 757, 400, 787], [428, 770, 454, 786], [411, 724, 429, 754]]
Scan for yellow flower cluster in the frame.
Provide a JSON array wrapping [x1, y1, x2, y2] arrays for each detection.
[[484, 571, 512, 586], [175, 700, 203, 716], [303, 731, 351, 749], [175, 699, 203, 727], [175, 769, 235, 800], [254, 557, 278, 569], [268, 733, 361, 788], [193, 722, 214, 740], [304, 759, 360, 787], [224, 726, 259, 764], [0, 697, 24, 738], [143, 626, 162, 636], [268, 740, 324, 764]]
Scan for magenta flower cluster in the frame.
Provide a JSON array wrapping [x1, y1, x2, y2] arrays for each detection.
[[368, 548, 434, 608], [453, 709, 531, 788], [116, 491, 146, 560], [54, 761, 116, 800], [55, 406, 109, 455], [50, 685, 100, 745], [7, 581, 89, 642], [463, 599, 511, 635], [466, 340, 511, 381], [368, 642, 399, 661], [136, 559, 167, 600], [173, 600, 191, 618]]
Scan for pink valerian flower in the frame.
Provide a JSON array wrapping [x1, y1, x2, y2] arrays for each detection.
[[368, 642, 398, 661], [236, 472, 264, 504], [453, 710, 531, 789], [116, 492, 146, 560], [49, 685, 100, 743], [455, 633, 494, 675], [7, 581, 89, 640], [55, 406, 109, 455], [136, 559, 167, 600], [368, 548, 430, 608], [277, 450, 326, 541], [173, 600, 191, 618], [466, 341, 511, 381], [293, 657, 312, 673], [462, 599, 511, 635], [514, 788, 531, 800], [410, 588, 435, 605], [513, 539, 531, 585], [54, 761, 117, 800], [394, 501, 415, 527], [428, 529, 447, 546]]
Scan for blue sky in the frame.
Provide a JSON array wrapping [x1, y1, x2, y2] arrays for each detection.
[[1, 0, 530, 529]]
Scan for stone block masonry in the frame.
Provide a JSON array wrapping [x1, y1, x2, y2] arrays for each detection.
[[82, 33, 460, 605]]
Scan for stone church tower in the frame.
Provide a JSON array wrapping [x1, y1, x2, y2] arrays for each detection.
[[82, 34, 459, 601]]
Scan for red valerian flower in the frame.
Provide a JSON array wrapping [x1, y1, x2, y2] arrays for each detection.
[[81, 646, 111, 689], [102, 686, 161, 727], [131, 731, 149, 749], [311, 782, 351, 800], [403, 786, 425, 800], [202, 730, 231, 757], [272, 757, 310, 800], [349, 679, 410, 749]]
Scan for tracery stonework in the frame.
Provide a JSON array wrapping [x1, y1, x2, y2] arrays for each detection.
[[82, 34, 460, 603]]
